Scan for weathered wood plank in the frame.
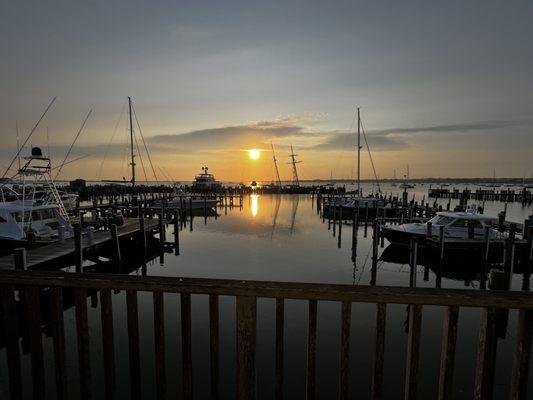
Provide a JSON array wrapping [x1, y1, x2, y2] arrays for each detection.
[[50, 287, 68, 400], [275, 298, 284, 400], [437, 306, 459, 400], [99, 288, 116, 400], [126, 290, 141, 400], [1, 285, 22, 400], [236, 295, 257, 400], [153, 291, 166, 400], [1, 270, 532, 309], [0, 218, 159, 270], [510, 309, 533, 400], [404, 305, 422, 400], [474, 308, 497, 400], [181, 293, 193, 400], [209, 294, 220, 400], [371, 303, 387, 400], [338, 301, 352, 400], [74, 287, 91, 400], [306, 299, 317, 400], [26, 286, 45, 400]]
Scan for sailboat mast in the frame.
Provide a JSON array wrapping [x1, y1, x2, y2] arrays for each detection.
[[271, 143, 282, 187], [289, 145, 301, 187], [357, 107, 361, 195], [128, 97, 136, 187]]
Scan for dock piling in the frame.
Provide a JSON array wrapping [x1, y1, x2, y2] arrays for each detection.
[[13, 248, 27, 271]]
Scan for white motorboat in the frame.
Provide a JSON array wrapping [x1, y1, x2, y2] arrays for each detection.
[[382, 207, 503, 247], [0, 201, 73, 245], [0, 147, 74, 246], [192, 166, 222, 190]]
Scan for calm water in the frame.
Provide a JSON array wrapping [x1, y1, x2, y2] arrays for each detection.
[[1, 185, 532, 399]]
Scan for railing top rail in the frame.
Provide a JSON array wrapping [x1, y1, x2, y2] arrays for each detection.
[[1, 270, 532, 309]]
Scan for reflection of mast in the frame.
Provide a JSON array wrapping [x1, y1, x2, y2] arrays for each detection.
[[288, 145, 301, 187], [289, 196, 299, 235], [271, 143, 282, 187], [270, 195, 281, 239]]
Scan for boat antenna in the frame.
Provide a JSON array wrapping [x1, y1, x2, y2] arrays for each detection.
[[288, 144, 301, 187], [271, 142, 282, 187], [1, 96, 57, 181], [129, 96, 136, 187], [356, 106, 361, 195], [54, 109, 92, 181]]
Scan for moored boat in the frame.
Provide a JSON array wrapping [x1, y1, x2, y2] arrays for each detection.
[[382, 208, 504, 247]]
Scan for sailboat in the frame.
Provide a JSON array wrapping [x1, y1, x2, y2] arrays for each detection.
[[324, 107, 387, 215], [485, 168, 499, 188], [399, 165, 415, 189], [391, 169, 397, 187]]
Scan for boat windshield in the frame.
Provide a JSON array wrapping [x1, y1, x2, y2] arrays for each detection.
[[429, 215, 455, 226]]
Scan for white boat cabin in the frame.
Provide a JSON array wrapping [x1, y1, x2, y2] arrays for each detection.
[[0, 201, 73, 242]]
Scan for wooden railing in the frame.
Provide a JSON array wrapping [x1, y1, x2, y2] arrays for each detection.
[[1, 270, 533, 400]]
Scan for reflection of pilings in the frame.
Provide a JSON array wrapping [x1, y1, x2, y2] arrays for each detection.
[[371, 220, 378, 285], [337, 207, 343, 248], [437, 226, 445, 288], [409, 238, 418, 288], [351, 207, 359, 262], [332, 200, 337, 237], [174, 210, 180, 256]]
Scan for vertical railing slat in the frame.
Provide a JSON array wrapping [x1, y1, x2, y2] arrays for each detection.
[[27, 286, 45, 399], [153, 291, 166, 399], [1, 285, 22, 400], [100, 288, 116, 400], [474, 308, 497, 400], [275, 298, 284, 400], [74, 287, 91, 400], [371, 303, 387, 400], [306, 299, 317, 400], [404, 304, 422, 400], [126, 290, 141, 400], [209, 294, 220, 400], [50, 287, 68, 400], [437, 306, 459, 400], [236, 295, 257, 400], [338, 301, 352, 400], [181, 293, 193, 400], [510, 309, 533, 400]]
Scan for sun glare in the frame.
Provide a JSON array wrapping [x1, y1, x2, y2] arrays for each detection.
[[248, 149, 260, 160]]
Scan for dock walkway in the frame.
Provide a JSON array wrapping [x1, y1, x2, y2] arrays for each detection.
[[0, 218, 158, 270]]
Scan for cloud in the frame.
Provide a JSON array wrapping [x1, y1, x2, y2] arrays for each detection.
[[312, 120, 528, 152], [146, 116, 323, 153]]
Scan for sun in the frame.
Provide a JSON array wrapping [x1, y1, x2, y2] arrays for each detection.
[[248, 149, 260, 160]]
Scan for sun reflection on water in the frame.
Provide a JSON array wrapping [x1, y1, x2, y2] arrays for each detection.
[[250, 194, 259, 216]]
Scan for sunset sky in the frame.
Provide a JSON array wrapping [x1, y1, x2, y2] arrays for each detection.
[[1, 1, 532, 182]]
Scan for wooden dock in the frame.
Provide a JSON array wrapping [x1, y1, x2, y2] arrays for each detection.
[[0, 218, 159, 270], [429, 187, 533, 204]]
